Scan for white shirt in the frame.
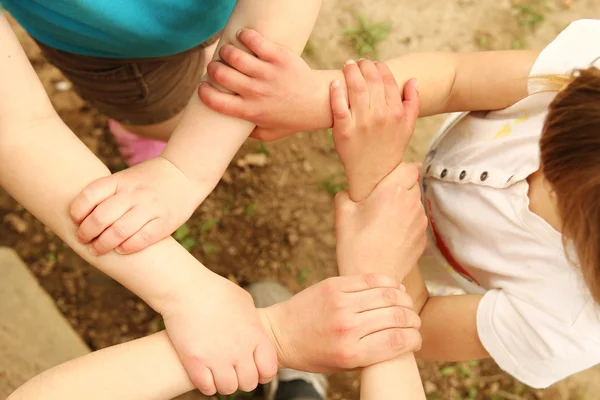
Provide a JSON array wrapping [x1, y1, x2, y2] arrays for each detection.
[[422, 19, 600, 388]]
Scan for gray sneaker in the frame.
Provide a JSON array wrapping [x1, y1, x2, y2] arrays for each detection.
[[246, 281, 328, 400]]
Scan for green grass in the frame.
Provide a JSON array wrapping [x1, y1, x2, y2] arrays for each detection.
[[257, 143, 270, 156], [173, 224, 197, 251], [302, 39, 315, 58], [511, 0, 548, 31], [345, 14, 391, 58], [320, 177, 347, 197], [297, 267, 310, 284]]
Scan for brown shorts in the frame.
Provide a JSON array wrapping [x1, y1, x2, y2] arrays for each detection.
[[36, 34, 220, 125]]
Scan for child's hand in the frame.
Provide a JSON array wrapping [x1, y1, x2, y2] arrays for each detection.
[[335, 162, 427, 280], [162, 273, 277, 395], [261, 274, 421, 372], [332, 59, 420, 202], [198, 29, 322, 142], [70, 157, 201, 255]]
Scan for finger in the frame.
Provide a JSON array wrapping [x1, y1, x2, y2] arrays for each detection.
[[338, 274, 401, 293], [237, 29, 283, 64], [343, 60, 369, 119], [198, 82, 248, 119], [352, 286, 414, 312], [375, 62, 403, 113], [254, 338, 278, 385], [70, 177, 118, 225], [206, 60, 255, 96], [356, 328, 422, 367], [219, 43, 270, 79], [89, 205, 153, 255], [211, 366, 238, 396], [234, 357, 260, 393], [357, 306, 421, 339], [403, 78, 421, 127], [357, 59, 385, 110], [330, 79, 352, 133], [191, 367, 217, 396], [76, 192, 133, 246], [115, 218, 165, 254]]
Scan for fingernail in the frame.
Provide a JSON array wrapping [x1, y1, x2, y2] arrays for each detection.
[[399, 284, 406, 292], [345, 59, 356, 65], [236, 29, 243, 38], [115, 247, 124, 255], [332, 79, 340, 88], [357, 58, 365, 62], [89, 247, 99, 256]]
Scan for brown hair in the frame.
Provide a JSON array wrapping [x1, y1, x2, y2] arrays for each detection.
[[540, 66, 600, 304]]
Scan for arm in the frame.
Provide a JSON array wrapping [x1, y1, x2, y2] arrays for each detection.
[[331, 62, 427, 399], [0, 14, 275, 396], [65, 0, 323, 257], [403, 267, 488, 361], [416, 295, 488, 360], [162, 0, 322, 188], [8, 274, 423, 400], [0, 15, 197, 311], [199, 33, 538, 139]]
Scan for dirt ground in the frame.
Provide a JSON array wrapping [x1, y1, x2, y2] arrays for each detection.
[[2, 1, 600, 399]]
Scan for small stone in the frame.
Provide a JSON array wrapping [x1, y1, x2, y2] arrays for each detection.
[[237, 153, 268, 168], [286, 231, 299, 246], [4, 214, 28, 233], [54, 80, 72, 91], [221, 170, 233, 184], [31, 233, 44, 244], [302, 160, 313, 172], [424, 380, 437, 394]]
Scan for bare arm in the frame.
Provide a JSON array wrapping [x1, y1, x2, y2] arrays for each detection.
[[0, 14, 208, 312], [200, 45, 538, 138], [162, 0, 321, 191], [309, 50, 538, 127], [403, 267, 488, 361], [7, 332, 193, 400]]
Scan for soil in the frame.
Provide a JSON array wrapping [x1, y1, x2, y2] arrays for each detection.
[[2, 1, 600, 399]]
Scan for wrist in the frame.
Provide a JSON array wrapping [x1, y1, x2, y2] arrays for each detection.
[[258, 305, 288, 369], [311, 70, 343, 129], [153, 262, 217, 315]]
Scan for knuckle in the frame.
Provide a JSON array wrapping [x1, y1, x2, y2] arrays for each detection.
[[394, 107, 405, 121], [335, 347, 358, 368], [111, 221, 128, 239], [389, 330, 406, 350], [392, 308, 408, 326], [138, 228, 154, 245], [382, 288, 399, 305], [90, 211, 107, 228], [363, 273, 379, 289], [332, 315, 356, 337]]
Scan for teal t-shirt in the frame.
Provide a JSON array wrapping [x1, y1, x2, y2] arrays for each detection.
[[0, 0, 236, 58]]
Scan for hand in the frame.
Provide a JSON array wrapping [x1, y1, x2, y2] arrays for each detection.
[[70, 157, 201, 255], [198, 29, 323, 142], [260, 274, 421, 372], [335, 163, 428, 281], [331, 59, 420, 202], [162, 273, 277, 396]]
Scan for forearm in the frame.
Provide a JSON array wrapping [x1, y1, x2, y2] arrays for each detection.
[[402, 267, 487, 360], [0, 14, 211, 312], [8, 332, 194, 400], [163, 0, 321, 193], [305, 50, 536, 130], [0, 118, 214, 312], [416, 295, 488, 361]]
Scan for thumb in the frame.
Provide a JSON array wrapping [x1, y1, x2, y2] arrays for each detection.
[[402, 78, 420, 132]]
